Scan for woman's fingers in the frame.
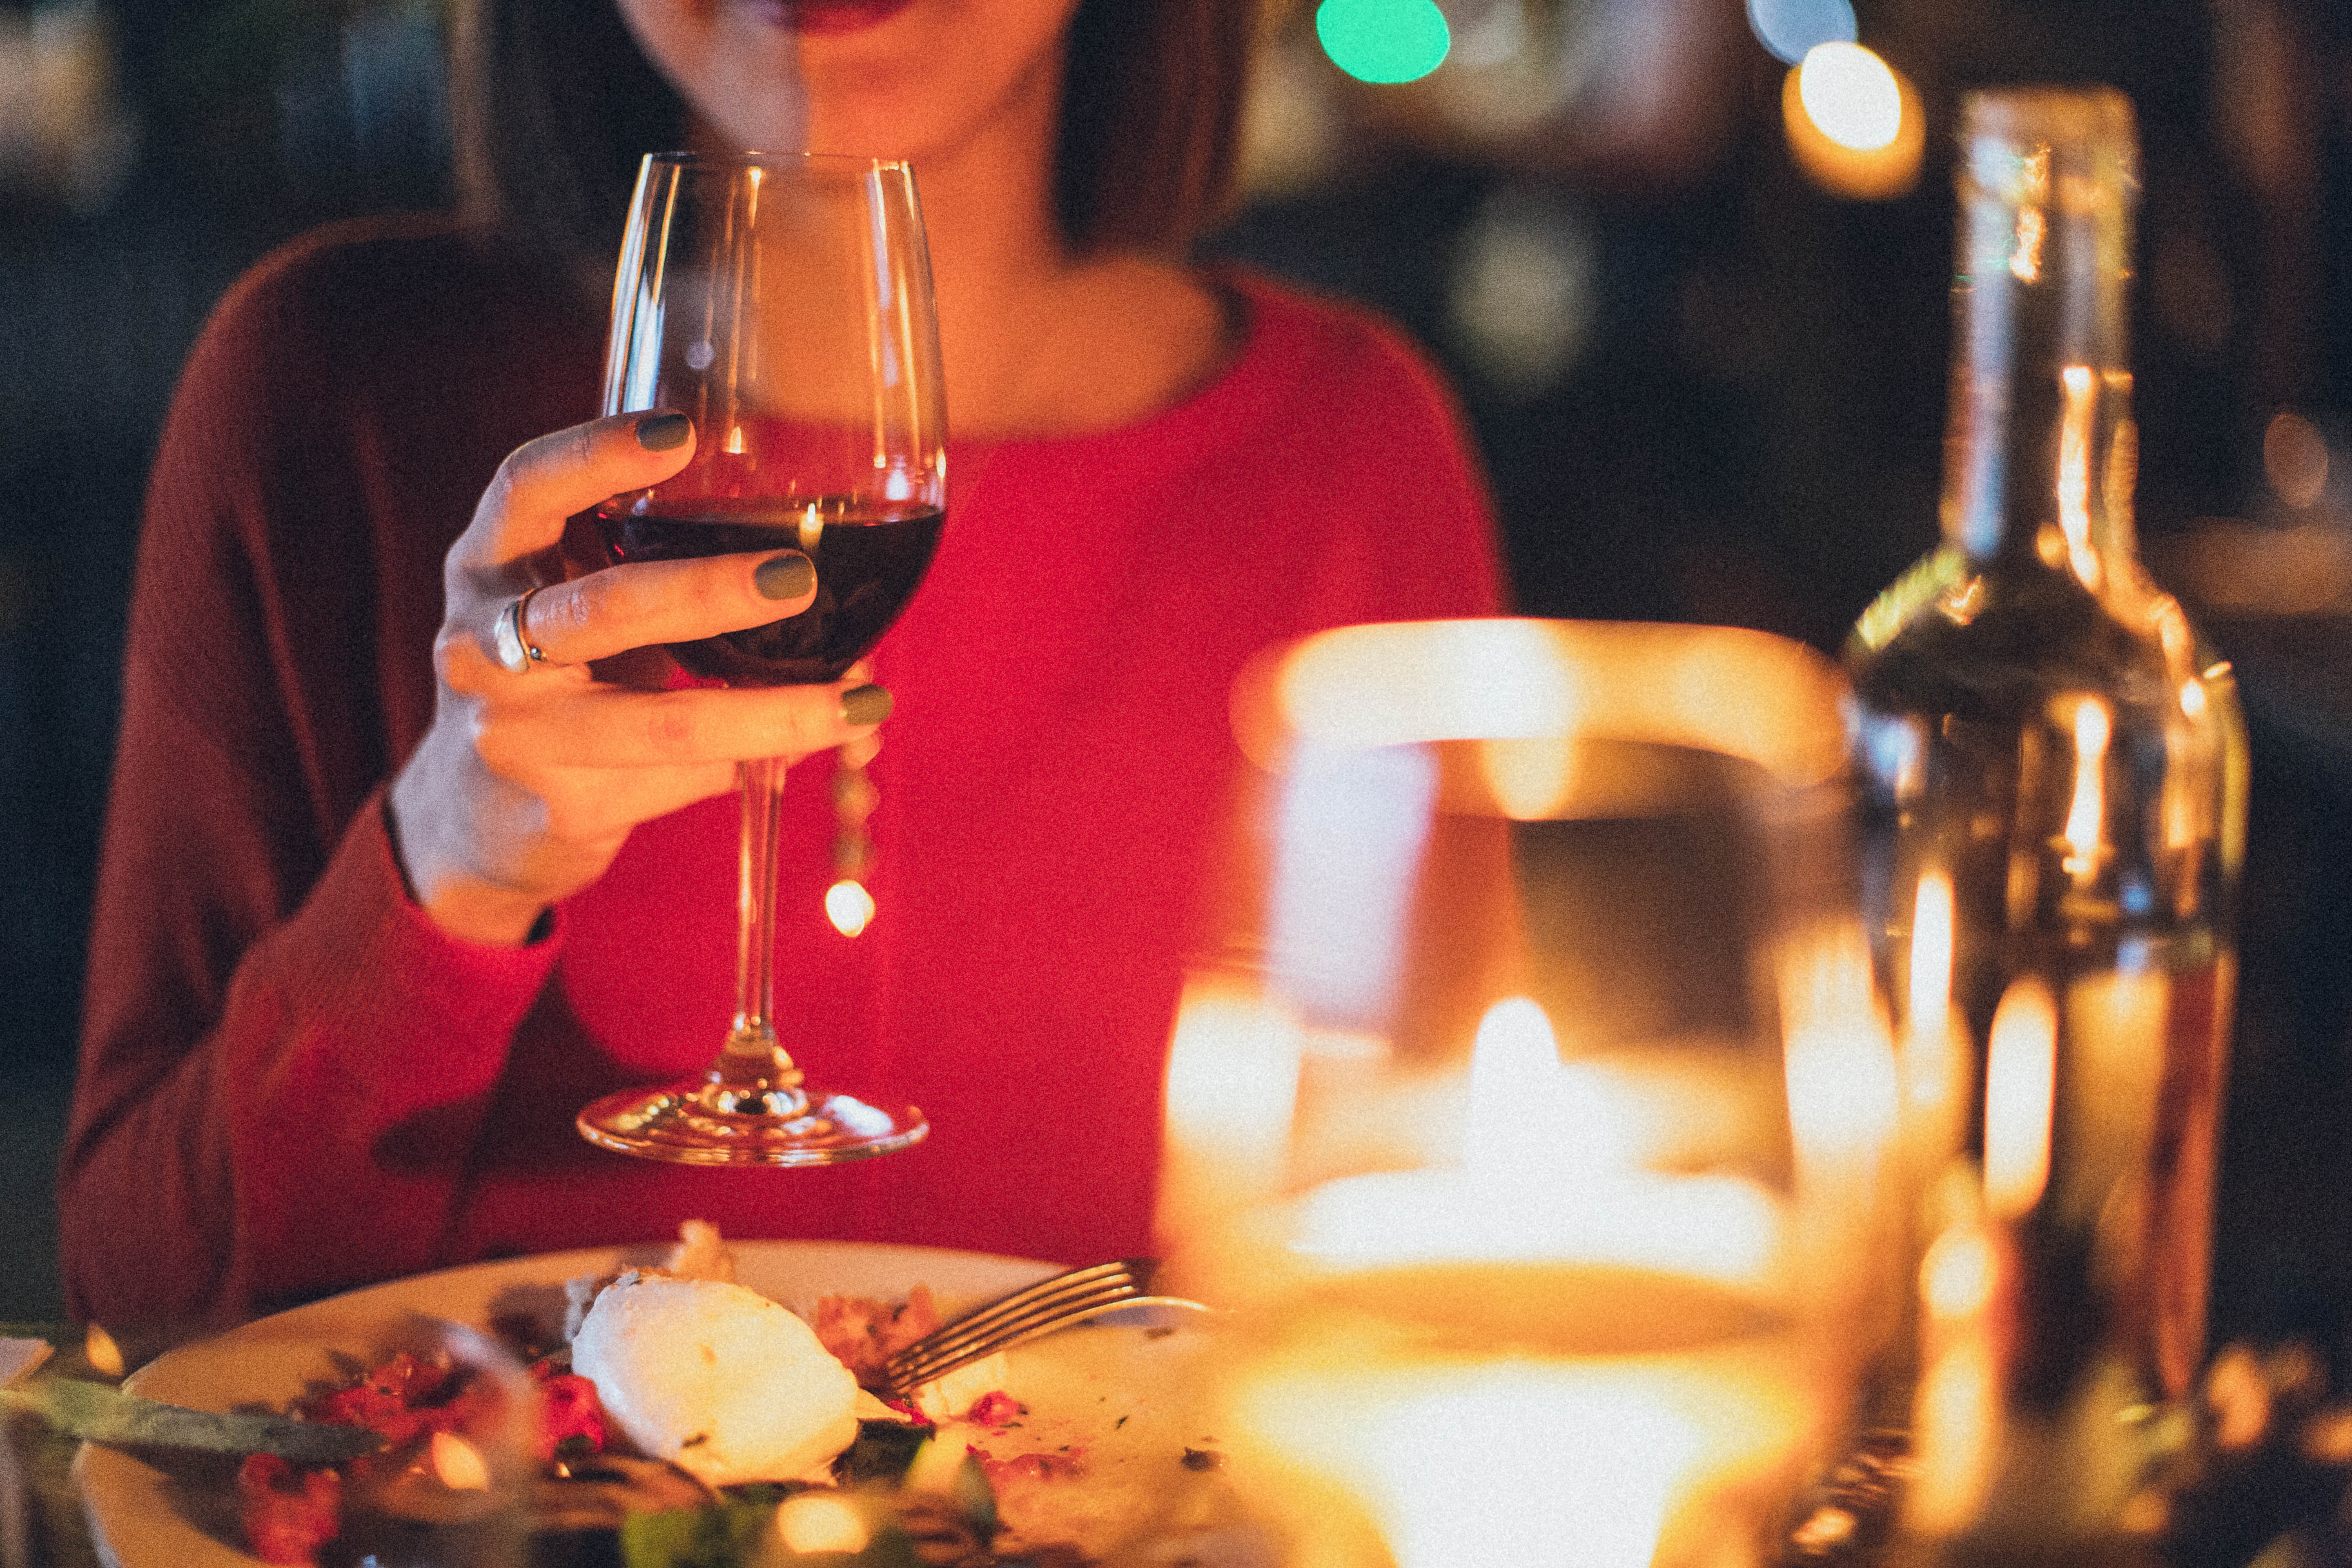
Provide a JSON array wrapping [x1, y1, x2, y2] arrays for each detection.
[[508, 546, 817, 670], [396, 409, 909, 944], [528, 761, 743, 846], [394, 410, 909, 945], [453, 412, 704, 677], [452, 412, 840, 673], [479, 679, 893, 773], [469, 412, 696, 566]]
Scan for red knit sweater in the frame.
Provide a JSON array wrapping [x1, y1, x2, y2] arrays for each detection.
[[63, 216, 1505, 1323]]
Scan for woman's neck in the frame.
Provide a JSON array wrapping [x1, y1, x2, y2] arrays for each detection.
[[906, 84, 1082, 437], [699, 39, 1234, 441], [921, 160, 1236, 439], [887, 53, 1232, 441]]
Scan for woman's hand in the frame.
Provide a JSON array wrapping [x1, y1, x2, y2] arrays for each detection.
[[388, 412, 890, 946]]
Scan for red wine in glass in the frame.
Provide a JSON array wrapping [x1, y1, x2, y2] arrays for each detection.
[[594, 495, 947, 686]]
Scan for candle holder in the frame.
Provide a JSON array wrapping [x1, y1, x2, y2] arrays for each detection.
[[1159, 619, 1904, 1568]]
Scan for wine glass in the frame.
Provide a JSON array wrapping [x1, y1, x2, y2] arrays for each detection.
[[575, 151, 946, 1165]]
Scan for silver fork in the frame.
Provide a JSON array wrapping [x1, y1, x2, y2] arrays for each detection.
[[875, 1258, 1205, 1398]]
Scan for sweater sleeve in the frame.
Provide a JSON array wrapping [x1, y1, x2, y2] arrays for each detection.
[[60, 236, 559, 1325]]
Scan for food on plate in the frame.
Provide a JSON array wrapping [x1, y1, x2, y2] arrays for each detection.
[[812, 1284, 940, 1379], [905, 1350, 1013, 1423], [807, 1284, 1017, 1424], [235, 1454, 342, 1566], [569, 1271, 865, 1487], [17, 1376, 382, 1463], [234, 1346, 601, 1565], [189, 1225, 1230, 1566], [563, 1216, 739, 1339], [666, 1218, 738, 1283]]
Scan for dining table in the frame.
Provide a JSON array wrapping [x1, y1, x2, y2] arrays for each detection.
[[9, 616, 2351, 1568], [9, 1303, 2352, 1568]]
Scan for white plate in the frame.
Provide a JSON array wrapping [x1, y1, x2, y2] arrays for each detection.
[[76, 1241, 1236, 1568]]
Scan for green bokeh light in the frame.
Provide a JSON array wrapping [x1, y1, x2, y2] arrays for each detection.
[[1315, 0, 1451, 85]]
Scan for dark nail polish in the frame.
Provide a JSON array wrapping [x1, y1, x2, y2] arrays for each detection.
[[841, 684, 893, 726], [755, 552, 815, 600], [636, 412, 691, 451]]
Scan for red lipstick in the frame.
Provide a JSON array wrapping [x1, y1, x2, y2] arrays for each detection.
[[754, 0, 919, 34]]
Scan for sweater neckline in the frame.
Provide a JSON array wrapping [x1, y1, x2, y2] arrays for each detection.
[[950, 267, 1294, 460]]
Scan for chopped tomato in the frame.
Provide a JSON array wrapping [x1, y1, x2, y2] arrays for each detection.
[[967, 1444, 1085, 1482], [298, 1350, 455, 1448], [966, 1390, 1027, 1428], [243, 1346, 578, 1560], [236, 1454, 342, 1566], [532, 1363, 608, 1463]]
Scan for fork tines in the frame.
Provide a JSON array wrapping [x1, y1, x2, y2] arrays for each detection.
[[878, 1258, 1154, 1396]]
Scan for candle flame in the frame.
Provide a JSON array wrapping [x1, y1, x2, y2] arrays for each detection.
[[1289, 1000, 1782, 1282], [1984, 978, 2057, 1218], [1464, 998, 1621, 1179]]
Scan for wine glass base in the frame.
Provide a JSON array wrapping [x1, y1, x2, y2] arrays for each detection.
[[576, 1084, 928, 1166]]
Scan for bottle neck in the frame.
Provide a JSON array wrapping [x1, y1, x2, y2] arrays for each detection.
[[1941, 92, 2140, 584]]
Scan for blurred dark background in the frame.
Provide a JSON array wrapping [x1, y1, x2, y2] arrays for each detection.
[[1, 0, 2348, 1382]]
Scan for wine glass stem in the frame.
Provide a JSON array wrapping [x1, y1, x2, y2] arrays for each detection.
[[720, 755, 806, 1101]]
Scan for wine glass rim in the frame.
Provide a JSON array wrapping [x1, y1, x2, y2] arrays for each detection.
[[641, 149, 914, 175]]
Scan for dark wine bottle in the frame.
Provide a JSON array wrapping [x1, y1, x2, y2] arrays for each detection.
[[1846, 87, 2248, 1563]]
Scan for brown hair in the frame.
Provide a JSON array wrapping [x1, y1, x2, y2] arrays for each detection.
[[450, 0, 1258, 278]]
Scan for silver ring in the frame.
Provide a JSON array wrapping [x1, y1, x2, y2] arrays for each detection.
[[492, 587, 550, 674]]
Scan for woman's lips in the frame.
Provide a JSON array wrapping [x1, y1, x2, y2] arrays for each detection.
[[748, 0, 919, 33]]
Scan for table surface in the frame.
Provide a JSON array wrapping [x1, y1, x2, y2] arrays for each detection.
[[11, 1310, 2352, 1568]]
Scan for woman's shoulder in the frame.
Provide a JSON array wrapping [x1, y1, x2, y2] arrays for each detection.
[[1177, 268, 1504, 618], [1193, 266, 1476, 470], [1216, 266, 1456, 396], [191, 215, 585, 389], [213, 214, 459, 328], [169, 214, 597, 466]]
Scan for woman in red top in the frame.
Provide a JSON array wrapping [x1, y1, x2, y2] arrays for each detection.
[[62, 0, 1505, 1323]]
